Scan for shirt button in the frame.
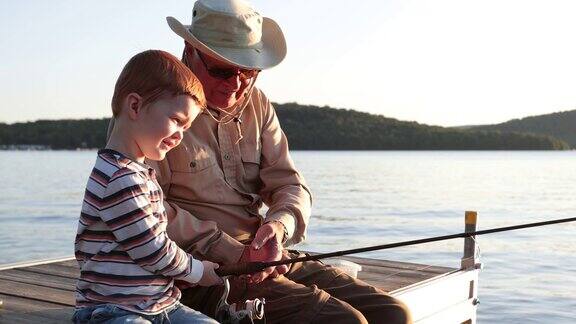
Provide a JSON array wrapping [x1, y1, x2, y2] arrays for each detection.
[[224, 153, 230, 160], [190, 160, 197, 168]]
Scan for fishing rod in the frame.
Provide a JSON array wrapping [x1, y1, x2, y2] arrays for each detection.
[[215, 215, 576, 277]]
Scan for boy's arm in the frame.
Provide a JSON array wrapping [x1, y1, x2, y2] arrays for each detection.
[[147, 158, 246, 265], [100, 171, 204, 285]]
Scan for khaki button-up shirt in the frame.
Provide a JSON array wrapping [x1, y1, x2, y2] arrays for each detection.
[[149, 88, 312, 265]]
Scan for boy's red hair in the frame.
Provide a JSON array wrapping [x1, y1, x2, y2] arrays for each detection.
[[111, 50, 205, 117]]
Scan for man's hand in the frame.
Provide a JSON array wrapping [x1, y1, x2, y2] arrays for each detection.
[[241, 221, 290, 283], [268, 249, 292, 279]]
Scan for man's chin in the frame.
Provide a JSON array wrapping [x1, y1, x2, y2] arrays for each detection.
[[208, 98, 238, 110]]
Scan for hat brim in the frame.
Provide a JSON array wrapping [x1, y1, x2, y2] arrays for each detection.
[[166, 16, 286, 70]]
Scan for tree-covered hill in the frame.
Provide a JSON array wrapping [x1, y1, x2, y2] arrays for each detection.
[[0, 103, 570, 150], [0, 119, 109, 150], [469, 110, 576, 148], [274, 103, 569, 150]]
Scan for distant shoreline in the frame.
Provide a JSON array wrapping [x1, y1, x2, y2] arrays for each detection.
[[1, 104, 574, 150]]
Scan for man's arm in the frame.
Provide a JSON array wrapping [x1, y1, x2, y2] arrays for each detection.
[[257, 92, 312, 247], [245, 91, 312, 283]]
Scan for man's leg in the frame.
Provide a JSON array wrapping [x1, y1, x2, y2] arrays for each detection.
[[180, 275, 367, 324], [180, 255, 410, 323], [286, 252, 412, 324]]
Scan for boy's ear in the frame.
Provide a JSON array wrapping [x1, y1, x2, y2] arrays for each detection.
[[125, 93, 143, 120]]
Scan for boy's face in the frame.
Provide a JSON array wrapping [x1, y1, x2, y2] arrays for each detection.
[[136, 94, 201, 161]]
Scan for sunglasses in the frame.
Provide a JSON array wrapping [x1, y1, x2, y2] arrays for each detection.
[[187, 47, 260, 80]]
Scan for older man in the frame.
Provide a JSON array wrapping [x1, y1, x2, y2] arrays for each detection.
[[151, 0, 412, 323]]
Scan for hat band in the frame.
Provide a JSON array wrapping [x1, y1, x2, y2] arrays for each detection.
[[192, 27, 263, 50]]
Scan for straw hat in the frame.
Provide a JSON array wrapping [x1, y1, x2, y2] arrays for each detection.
[[166, 0, 287, 70]]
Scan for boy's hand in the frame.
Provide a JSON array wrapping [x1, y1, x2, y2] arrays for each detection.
[[197, 261, 224, 287]]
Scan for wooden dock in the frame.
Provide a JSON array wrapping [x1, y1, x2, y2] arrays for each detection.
[[0, 255, 479, 323], [0, 211, 482, 323]]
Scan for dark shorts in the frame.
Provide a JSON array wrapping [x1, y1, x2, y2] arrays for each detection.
[[181, 251, 412, 324]]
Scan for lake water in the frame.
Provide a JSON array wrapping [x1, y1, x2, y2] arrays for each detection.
[[0, 151, 574, 323]]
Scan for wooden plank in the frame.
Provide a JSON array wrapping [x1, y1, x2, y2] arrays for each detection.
[[359, 271, 433, 292], [56, 259, 79, 268], [321, 258, 452, 293], [0, 269, 76, 291], [19, 263, 79, 280], [0, 257, 75, 272], [0, 278, 74, 307], [356, 263, 443, 279], [362, 269, 439, 287], [339, 255, 453, 274], [0, 311, 69, 324], [0, 293, 74, 322]]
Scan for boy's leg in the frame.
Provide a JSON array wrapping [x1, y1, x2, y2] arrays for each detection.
[[102, 315, 152, 324], [72, 305, 152, 324], [167, 303, 219, 324]]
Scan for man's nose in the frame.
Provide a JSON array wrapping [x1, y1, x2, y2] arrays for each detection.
[[223, 74, 242, 91]]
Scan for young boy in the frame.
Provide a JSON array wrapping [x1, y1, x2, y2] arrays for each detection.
[[73, 50, 221, 323]]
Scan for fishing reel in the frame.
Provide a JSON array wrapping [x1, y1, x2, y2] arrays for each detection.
[[215, 277, 265, 324]]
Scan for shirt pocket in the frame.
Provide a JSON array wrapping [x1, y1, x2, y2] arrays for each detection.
[[240, 137, 261, 165], [240, 137, 262, 188], [165, 142, 223, 203], [166, 143, 216, 173]]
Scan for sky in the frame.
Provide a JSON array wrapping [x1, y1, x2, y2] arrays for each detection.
[[1, 0, 576, 127]]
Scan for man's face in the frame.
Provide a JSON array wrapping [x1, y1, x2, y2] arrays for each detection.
[[186, 47, 259, 110]]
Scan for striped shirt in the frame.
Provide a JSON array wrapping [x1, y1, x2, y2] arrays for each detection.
[[74, 149, 204, 315]]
